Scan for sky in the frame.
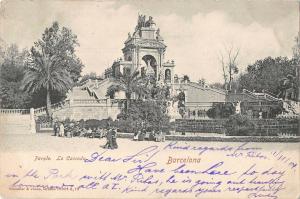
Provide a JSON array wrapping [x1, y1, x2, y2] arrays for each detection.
[[0, 0, 299, 83]]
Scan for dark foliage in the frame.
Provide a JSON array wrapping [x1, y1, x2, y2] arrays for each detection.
[[0, 45, 31, 108], [116, 99, 170, 133], [238, 56, 297, 97], [224, 114, 257, 136], [206, 102, 235, 119], [84, 118, 113, 129]]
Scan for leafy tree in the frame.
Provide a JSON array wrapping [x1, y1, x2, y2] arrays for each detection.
[[0, 44, 31, 108], [176, 91, 186, 118], [224, 114, 256, 136], [22, 22, 82, 117], [117, 97, 170, 132], [238, 57, 297, 97], [80, 72, 102, 83], [113, 75, 171, 132], [277, 74, 298, 100], [292, 35, 300, 101]]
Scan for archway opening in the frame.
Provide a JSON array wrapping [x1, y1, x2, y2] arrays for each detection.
[[142, 55, 157, 79], [165, 69, 171, 82]]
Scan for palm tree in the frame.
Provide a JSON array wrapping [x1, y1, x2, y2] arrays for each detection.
[[106, 68, 146, 113], [22, 48, 73, 117]]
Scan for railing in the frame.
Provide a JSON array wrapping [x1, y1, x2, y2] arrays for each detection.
[[34, 100, 70, 115], [83, 84, 99, 99], [0, 109, 30, 115], [243, 89, 280, 102], [243, 101, 281, 107], [242, 89, 260, 100], [185, 102, 216, 108], [73, 99, 108, 104], [111, 99, 126, 104], [263, 91, 280, 101], [34, 107, 47, 115], [39, 122, 53, 129]]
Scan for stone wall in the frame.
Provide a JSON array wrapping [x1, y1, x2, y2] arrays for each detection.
[[0, 108, 36, 134], [175, 118, 299, 135], [175, 119, 225, 133], [117, 133, 300, 142], [52, 104, 121, 121]]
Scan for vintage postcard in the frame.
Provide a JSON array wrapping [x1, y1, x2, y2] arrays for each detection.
[[0, 0, 299, 198]]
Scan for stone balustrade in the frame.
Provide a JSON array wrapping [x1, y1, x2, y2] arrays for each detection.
[[0, 109, 30, 114]]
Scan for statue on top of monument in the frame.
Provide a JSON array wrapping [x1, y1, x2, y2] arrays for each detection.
[[136, 14, 155, 29], [156, 28, 163, 40], [145, 16, 155, 27], [136, 14, 144, 30]]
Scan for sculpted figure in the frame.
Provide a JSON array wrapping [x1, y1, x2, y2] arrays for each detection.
[[141, 15, 146, 27], [145, 16, 155, 27], [165, 69, 171, 81]]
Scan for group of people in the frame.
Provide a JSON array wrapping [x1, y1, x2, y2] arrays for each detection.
[[53, 122, 65, 137], [133, 129, 165, 142], [103, 128, 118, 149], [53, 121, 118, 150]]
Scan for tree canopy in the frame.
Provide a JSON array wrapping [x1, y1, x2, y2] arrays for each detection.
[[0, 44, 31, 108], [237, 56, 297, 98], [22, 21, 83, 116]]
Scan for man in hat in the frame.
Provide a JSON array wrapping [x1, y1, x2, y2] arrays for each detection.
[[53, 120, 59, 136]]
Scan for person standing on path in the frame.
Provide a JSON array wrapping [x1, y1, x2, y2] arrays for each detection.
[[59, 122, 65, 137], [104, 128, 113, 149], [53, 121, 59, 136], [111, 128, 118, 149]]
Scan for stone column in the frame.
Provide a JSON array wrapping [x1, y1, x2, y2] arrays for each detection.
[[30, 108, 36, 134]]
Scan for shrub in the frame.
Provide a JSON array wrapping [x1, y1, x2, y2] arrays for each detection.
[[36, 115, 52, 124], [116, 99, 170, 133], [84, 118, 113, 129], [207, 102, 235, 119], [269, 104, 283, 118], [224, 114, 257, 136]]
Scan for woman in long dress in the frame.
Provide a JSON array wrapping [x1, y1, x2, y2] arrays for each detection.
[[104, 129, 113, 149], [59, 123, 65, 137]]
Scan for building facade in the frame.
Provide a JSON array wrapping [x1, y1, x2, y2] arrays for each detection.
[[66, 15, 227, 120]]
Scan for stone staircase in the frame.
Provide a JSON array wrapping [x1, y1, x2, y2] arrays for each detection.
[[72, 87, 96, 100]]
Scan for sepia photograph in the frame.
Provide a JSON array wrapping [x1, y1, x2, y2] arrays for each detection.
[[0, 0, 299, 198]]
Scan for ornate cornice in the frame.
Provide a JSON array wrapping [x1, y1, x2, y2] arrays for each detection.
[[136, 40, 166, 49]]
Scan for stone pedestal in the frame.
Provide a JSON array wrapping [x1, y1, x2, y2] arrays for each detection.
[[30, 108, 36, 134]]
